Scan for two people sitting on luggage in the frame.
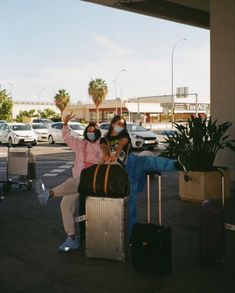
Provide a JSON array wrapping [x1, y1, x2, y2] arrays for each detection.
[[35, 114, 130, 252]]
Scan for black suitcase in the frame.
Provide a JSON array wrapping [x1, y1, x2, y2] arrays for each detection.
[[200, 171, 225, 265], [131, 172, 172, 274]]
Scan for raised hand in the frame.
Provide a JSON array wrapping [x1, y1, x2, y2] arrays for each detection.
[[64, 111, 76, 125]]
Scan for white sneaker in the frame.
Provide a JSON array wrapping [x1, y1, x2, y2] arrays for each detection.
[[35, 179, 49, 206], [58, 236, 79, 252]]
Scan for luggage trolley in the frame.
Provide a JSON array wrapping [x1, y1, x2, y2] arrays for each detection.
[[3, 144, 36, 192]]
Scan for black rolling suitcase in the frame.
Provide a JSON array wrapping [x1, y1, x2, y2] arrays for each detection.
[[200, 171, 225, 265], [131, 172, 172, 274]]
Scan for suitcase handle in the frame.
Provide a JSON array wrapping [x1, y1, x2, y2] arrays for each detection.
[[218, 168, 225, 207], [146, 172, 162, 225]]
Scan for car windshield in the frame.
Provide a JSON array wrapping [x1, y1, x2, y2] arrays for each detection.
[[126, 124, 147, 132], [33, 119, 53, 123], [11, 124, 32, 131], [100, 124, 109, 130], [69, 124, 86, 131], [32, 124, 47, 129], [42, 119, 53, 123]]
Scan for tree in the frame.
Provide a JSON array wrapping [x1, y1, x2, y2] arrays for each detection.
[[88, 78, 108, 123], [40, 108, 59, 119], [16, 110, 37, 122], [0, 89, 13, 121], [54, 89, 70, 117]]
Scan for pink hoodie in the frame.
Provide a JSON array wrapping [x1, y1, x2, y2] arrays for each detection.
[[62, 125, 103, 177]]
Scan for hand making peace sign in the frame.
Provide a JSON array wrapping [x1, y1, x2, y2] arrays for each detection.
[[64, 111, 76, 125]]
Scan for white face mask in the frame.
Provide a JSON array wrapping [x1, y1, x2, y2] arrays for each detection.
[[87, 132, 96, 141], [114, 125, 124, 134]]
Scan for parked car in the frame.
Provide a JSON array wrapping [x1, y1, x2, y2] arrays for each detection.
[[0, 122, 38, 145], [99, 122, 158, 150], [31, 123, 49, 142], [47, 122, 85, 144], [32, 118, 53, 124]]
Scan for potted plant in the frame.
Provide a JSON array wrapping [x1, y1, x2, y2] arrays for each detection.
[[160, 115, 235, 202]]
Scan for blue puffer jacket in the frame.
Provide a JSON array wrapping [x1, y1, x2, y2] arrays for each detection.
[[125, 153, 177, 235]]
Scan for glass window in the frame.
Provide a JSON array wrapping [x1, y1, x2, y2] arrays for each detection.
[[0, 124, 5, 130], [54, 123, 63, 129], [126, 124, 147, 132], [69, 124, 85, 130], [32, 124, 47, 129], [100, 123, 109, 130], [11, 124, 31, 131]]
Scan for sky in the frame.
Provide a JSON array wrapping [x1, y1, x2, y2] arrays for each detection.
[[0, 0, 210, 104]]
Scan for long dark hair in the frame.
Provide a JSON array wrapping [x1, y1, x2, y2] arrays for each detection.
[[107, 115, 127, 137], [83, 122, 101, 142]]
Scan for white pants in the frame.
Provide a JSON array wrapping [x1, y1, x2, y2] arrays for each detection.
[[52, 176, 80, 236]]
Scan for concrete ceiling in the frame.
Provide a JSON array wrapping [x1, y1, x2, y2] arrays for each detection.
[[81, 0, 210, 29]]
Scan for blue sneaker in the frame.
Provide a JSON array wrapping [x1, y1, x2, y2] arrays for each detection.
[[35, 179, 49, 206], [58, 236, 79, 252]]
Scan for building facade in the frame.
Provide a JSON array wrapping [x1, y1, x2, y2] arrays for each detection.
[[63, 95, 210, 123]]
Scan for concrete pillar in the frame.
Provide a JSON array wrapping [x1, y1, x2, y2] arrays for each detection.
[[210, 0, 235, 183]]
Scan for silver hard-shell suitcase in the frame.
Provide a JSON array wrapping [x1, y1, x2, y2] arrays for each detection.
[[85, 196, 128, 262]]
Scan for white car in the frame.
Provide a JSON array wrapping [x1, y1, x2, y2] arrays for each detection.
[[0, 122, 38, 145], [31, 123, 49, 142], [99, 122, 158, 150], [47, 122, 86, 144]]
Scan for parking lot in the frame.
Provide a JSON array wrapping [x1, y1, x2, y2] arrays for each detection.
[[0, 141, 163, 197]]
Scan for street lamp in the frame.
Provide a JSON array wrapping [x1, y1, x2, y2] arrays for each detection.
[[171, 38, 187, 125], [8, 82, 13, 98], [8, 82, 13, 122], [115, 80, 124, 116], [114, 69, 126, 115], [37, 88, 45, 118]]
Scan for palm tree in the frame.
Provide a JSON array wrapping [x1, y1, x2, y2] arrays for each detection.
[[88, 78, 108, 123], [54, 89, 70, 118]]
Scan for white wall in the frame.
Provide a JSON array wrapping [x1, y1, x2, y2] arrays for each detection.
[[12, 101, 60, 119], [210, 0, 235, 181]]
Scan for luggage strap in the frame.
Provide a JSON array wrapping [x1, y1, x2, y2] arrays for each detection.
[[104, 164, 111, 195], [92, 164, 100, 194], [92, 164, 112, 196], [75, 214, 86, 223], [225, 223, 235, 231]]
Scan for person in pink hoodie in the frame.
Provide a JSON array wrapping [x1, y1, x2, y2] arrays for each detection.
[[35, 112, 103, 252]]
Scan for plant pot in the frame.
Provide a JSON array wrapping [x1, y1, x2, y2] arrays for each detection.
[[179, 170, 230, 202]]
